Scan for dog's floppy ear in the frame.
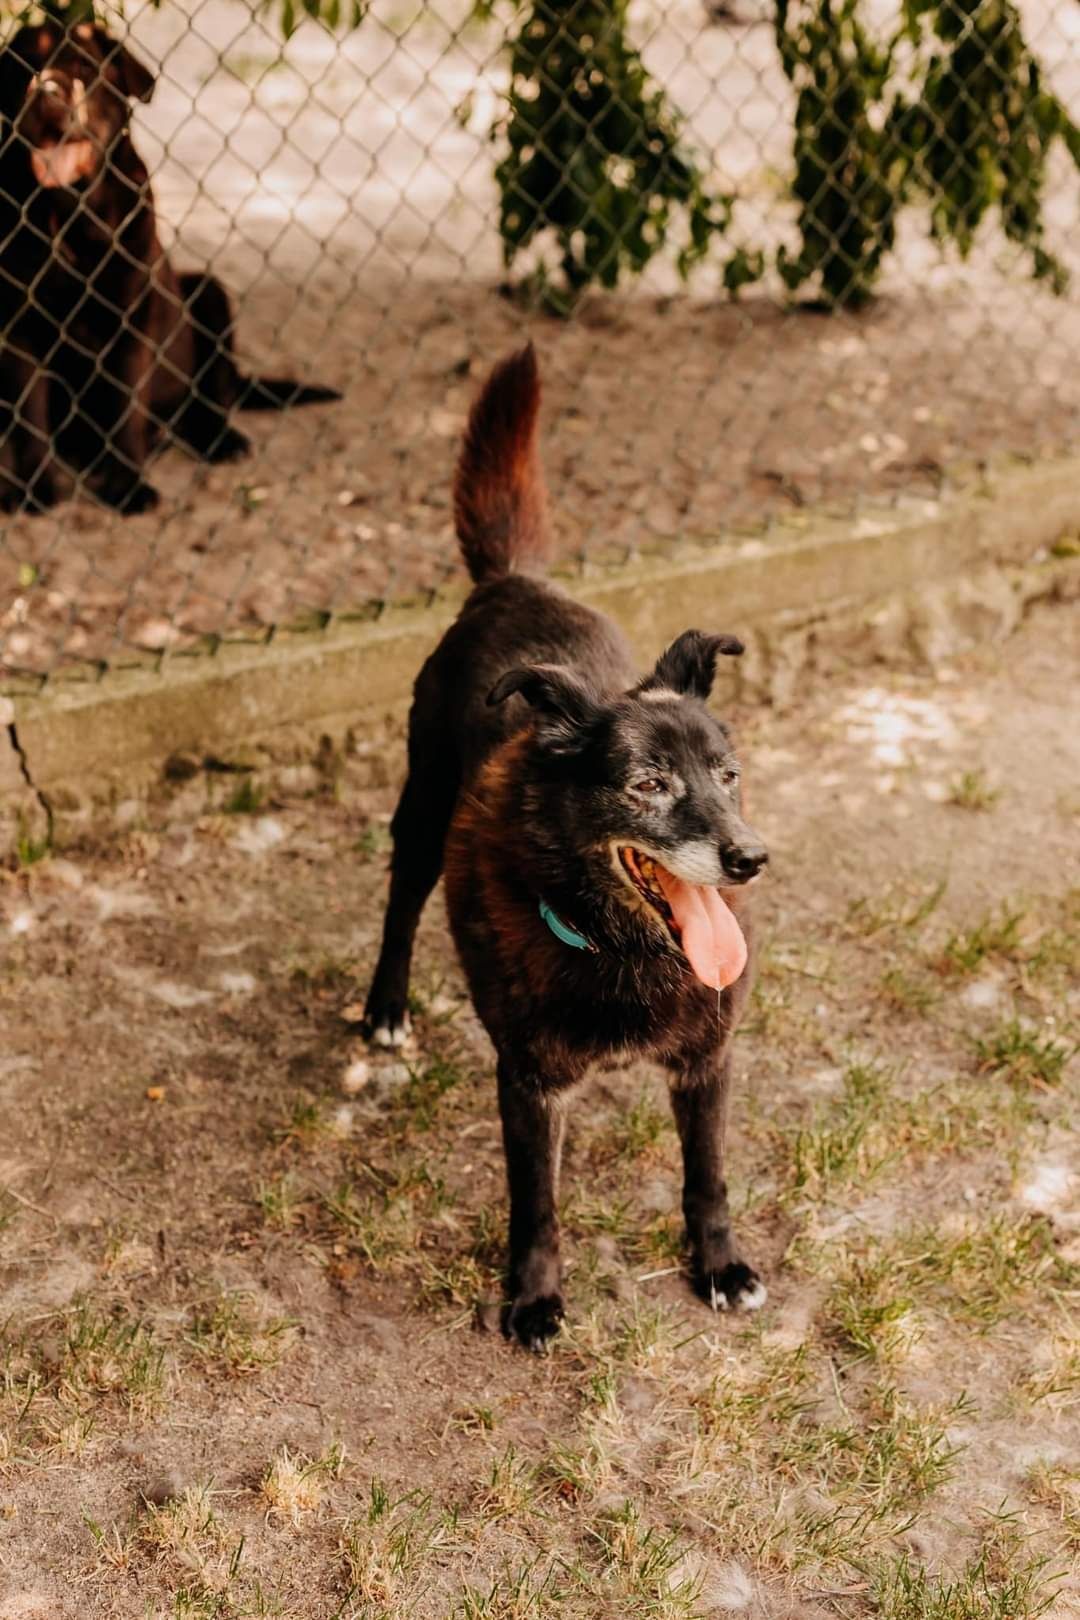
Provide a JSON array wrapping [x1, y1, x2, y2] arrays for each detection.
[[81, 23, 156, 103], [641, 630, 744, 701], [0, 34, 38, 121], [488, 663, 603, 753]]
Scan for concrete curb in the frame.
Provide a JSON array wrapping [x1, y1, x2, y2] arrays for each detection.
[[3, 453, 1079, 851]]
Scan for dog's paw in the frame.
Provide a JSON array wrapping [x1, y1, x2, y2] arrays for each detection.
[[504, 1293, 565, 1353], [98, 478, 160, 514], [1, 478, 58, 514], [694, 1260, 767, 1314], [368, 1014, 411, 1050], [205, 428, 250, 464]]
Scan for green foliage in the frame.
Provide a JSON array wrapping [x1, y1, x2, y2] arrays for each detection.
[[492, 0, 728, 312], [775, 0, 1080, 307], [775, 0, 903, 308], [896, 0, 1078, 293]]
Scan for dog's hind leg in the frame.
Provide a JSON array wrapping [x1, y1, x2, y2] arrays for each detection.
[[365, 753, 458, 1047], [667, 1046, 766, 1314], [497, 1058, 569, 1351]]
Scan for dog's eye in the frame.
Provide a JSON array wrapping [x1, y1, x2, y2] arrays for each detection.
[[721, 767, 740, 789], [633, 777, 667, 795]]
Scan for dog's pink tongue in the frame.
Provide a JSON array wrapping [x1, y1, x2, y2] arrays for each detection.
[[31, 142, 94, 189], [655, 868, 747, 990]]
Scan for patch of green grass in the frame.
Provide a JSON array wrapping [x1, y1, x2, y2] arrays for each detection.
[[822, 1253, 922, 1362], [575, 1295, 703, 1375], [821, 1212, 1069, 1347], [587, 1500, 701, 1615], [0, 1303, 166, 1464], [880, 966, 941, 1014], [790, 1062, 900, 1198], [355, 822, 392, 861], [185, 1292, 298, 1378], [15, 826, 50, 867], [255, 1172, 307, 1230], [609, 1091, 671, 1162], [974, 1019, 1073, 1089], [914, 1211, 1069, 1319], [946, 770, 1000, 812], [937, 908, 1025, 975], [541, 1433, 616, 1507], [342, 1482, 454, 1610], [323, 1160, 453, 1282], [275, 1095, 332, 1149], [847, 877, 947, 941], [742, 977, 793, 1038], [841, 1385, 969, 1507], [1021, 1333, 1080, 1408], [417, 1247, 499, 1313], [287, 952, 355, 989], [221, 777, 265, 815], [470, 1446, 536, 1523], [453, 1557, 565, 1619], [563, 1188, 639, 1246], [446, 1403, 496, 1435], [392, 1055, 467, 1133], [782, 1063, 1013, 1204], [865, 1540, 1057, 1620], [59, 1303, 164, 1403], [1028, 923, 1080, 983]]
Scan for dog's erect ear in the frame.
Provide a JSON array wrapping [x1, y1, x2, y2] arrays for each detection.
[[79, 23, 156, 103], [488, 664, 604, 752], [641, 630, 744, 701]]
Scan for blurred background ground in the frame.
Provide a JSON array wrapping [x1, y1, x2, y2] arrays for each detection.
[[2, 0, 1079, 679]]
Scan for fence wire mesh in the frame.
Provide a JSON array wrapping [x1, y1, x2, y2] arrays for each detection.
[[1, 0, 1078, 690]]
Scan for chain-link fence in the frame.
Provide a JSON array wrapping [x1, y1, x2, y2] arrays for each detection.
[[1, 0, 1078, 690]]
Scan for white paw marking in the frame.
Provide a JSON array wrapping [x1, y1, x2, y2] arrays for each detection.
[[372, 1019, 410, 1049], [709, 1280, 728, 1313], [737, 1279, 768, 1312]]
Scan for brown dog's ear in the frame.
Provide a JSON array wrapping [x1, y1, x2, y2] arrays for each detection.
[[640, 630, 744, 701], [0, 33, 38, 120], [78, 23, 156, 102], [488, 663, 604, 752]]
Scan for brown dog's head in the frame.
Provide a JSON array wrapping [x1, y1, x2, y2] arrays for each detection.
[[1, 21, 154, 188]]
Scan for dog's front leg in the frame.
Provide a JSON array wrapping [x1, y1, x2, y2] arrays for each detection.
[[0, 349, 58, 512], [94, 313, 160, 513], [497, 1058, 570, 1351], [668, 1049, 766, 1314]]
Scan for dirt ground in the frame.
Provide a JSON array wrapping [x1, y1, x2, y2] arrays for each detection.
[[2, 0, 1080, 683], [1, 597, 1077, 1618]]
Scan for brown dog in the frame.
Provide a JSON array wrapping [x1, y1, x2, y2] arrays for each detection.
[[0, 21, 338, 513], [366, 347, 769, 1349]]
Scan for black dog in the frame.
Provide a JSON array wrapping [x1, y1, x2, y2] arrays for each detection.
[[0, 21, 339, 514], [366, 346, 769, 1350]]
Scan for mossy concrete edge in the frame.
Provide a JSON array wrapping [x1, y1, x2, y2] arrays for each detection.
[[4, 453, 1079, 851]]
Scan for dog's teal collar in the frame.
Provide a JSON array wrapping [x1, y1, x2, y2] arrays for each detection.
[[539, 898, 596, 953]]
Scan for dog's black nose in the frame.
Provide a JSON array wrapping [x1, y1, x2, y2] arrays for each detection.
[[722, 843, 768, 883]]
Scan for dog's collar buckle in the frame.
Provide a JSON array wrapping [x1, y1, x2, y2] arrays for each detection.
[[538, 898, 596, 953]]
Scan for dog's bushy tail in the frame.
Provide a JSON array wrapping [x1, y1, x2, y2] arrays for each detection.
[[237, 377, 342, 411], [453, 343, 551, 584]]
